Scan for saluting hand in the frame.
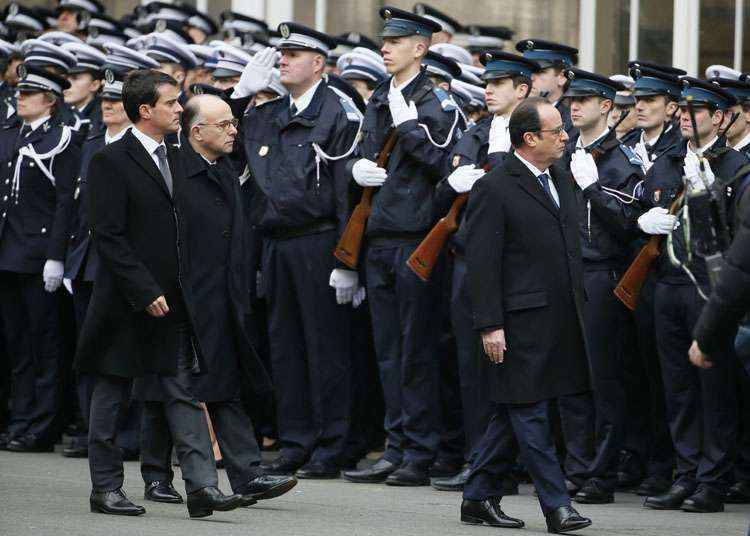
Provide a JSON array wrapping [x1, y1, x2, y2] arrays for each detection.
[[146, 295, 170, 318], [482, 328, 507, 364]]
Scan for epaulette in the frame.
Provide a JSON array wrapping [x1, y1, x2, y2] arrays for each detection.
[[432, 87, 458, 112], [328, 85, 362, 122], [619, 144, 643, 166]]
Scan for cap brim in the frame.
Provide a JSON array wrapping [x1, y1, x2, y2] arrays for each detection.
[[633, 89, 668, 97], [211, 68, 241, 78], [481, 72, 514, 81], [379, 27, 413, 38], [562, 87, 601, 98]]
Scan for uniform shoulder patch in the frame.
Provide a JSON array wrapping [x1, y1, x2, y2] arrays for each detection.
[[620, 144, 643, 166], [432, 87, 458, 113], [327, 85, 362, 122]]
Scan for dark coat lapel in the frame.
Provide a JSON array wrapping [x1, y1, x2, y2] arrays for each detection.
[[123, 130, 172, 200], [507, 153, 560, 219]]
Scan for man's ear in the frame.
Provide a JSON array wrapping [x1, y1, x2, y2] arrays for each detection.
[[138, 103, 151, 121], [523, 131, 537, 147], [601, 98, 613, 116], [665, 100, 678, 117]]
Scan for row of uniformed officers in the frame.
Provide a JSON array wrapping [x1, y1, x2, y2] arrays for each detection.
[[0, 0, 749, 529]]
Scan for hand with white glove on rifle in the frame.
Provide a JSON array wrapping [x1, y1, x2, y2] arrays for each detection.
[[683, 151, 716, 192], [488, 115, 511, 154], [447, 164, 485, 193], [637, 207, 678, 235], [231, 47, 278, 99], [569, 149, 599, 191], [352, 158, 388, 187], [388, 87, 418, 127]]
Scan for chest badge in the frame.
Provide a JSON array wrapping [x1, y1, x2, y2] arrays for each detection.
[[74, 185, 80, 200], [653, 189, 661, 203], [452, 155, 461, 168], [259, 146, 269, 157]]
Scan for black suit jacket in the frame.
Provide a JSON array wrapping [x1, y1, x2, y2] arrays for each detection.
[[74, 129, 198, 378], [465, 152, 591, 403]]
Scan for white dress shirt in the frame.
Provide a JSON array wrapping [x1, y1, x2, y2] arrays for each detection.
[[733, 130, 750, 153], [290, 79, 322, 115], [24, 115, 50, 133], [131, 125, 167, 169], [514, 151, 560, 206], [104, 125, 130, 145], [390, 71, 420, 93]]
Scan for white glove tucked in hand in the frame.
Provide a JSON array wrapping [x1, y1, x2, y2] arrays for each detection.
[[447, 164, 485, 193], [570, 149, 599, 190], [329, 268, 359, 305], [231, 47, 278, 99], [352, 158, 387, 187], [637, 207, 677, 235], [43, 259, 64, 293], [488, 115, 511, 154], [388, 88, 418, 126], [683, 152, 716, 192]]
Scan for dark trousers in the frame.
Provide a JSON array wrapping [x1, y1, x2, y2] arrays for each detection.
[[0, 271, 61, 442], [262, 231, 351, 466], [366, 241, 442, 467], [622, 275, 674, 479], [137, 326, 217, 494], [735, 362, 750, 484], [580, 268, 629, 490], [464, 400, 570, 514], [142, 400, 261, 492], [556, 392, 595, 486], [654, 282, 737, 492], [450, 257, 491, 464]]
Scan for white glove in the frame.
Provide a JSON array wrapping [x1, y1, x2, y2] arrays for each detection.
[[388, 88, 418, 126], [329, 268, 359, 305], [352, 158, 387, 187], [569, 149, 599, 190], [637, 207, 677, 235], [352, 286, 366, 308], [43, 259, 64, 293], [488, 115, 511, 154], [231, 47, 278, 99], [634, 141, 653, 171], [447, 164, 485, 193], [63, 278, 73, 294], [683, 152, 716, 192]]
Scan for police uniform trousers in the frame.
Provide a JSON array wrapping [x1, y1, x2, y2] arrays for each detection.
[[0, 271, 62, 444], [71, 279, 140, 455], [622, 275, 674, 480], [262, 229, 351, 466], [365, 239, 443, 468], [733, 360, 750, 486], [450, 256, 492, 465], [654, 281, 737, 492], [463, 400, 570, 514]]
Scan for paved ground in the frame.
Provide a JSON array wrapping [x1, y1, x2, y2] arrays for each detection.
[[1, 450, 748, 536]]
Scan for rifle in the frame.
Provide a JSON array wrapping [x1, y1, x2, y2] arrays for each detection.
[[589, 109, 630, 160], [333, 129, 398, 269]]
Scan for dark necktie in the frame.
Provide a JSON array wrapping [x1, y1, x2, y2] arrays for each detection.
[[290, 103, 298, 116], [537, 173, 559, 208], [155, 145, 173, 196]]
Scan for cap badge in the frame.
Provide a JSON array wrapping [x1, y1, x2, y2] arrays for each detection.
[[8, 4, 18, 17], [16, 63, 27, 79], [280, 24, 290, 39], [259, 145, 269, 156], [104, 68, 115, 84], [383, 9, 392, 20], [155, 19, 167, 33]]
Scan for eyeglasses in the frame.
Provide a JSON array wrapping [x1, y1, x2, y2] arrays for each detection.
[[196, 118, 239, 131], [536, 125, 566, 137]]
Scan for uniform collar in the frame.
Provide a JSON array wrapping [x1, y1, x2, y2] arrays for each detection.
[[576, 128, 609, 150], [687, 135, 718, 157], [390, 70, 420, 93], [290, 79, 323, 116], [25, 115, 50, 132], [732, 130, 750, 152]]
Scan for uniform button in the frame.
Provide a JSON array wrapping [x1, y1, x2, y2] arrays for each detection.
[[41, 227, 47, 234], [29, 162, 35, 168], [70, 234, 75, 239], [222, 229, 231, 238], [7, 162, 11, 168], [2, 196, 6, 202], [1, 212, 5, 218], [4, 179, 8, 184]]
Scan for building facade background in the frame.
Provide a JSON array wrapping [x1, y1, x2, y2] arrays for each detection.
[[9, 0, 750, 77]]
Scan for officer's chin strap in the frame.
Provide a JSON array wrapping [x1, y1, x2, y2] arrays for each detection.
[[12, 125, 72, 204]]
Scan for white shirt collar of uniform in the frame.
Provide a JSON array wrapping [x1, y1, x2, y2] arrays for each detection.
[[686, 135, 718, 157], [390, 71, 420, 93], [104, 125, 130, 145], [131, 125, 166, 156], [200, 154, 217, 166], [576, 128, 609, 149], [290, 79, 322, 115], [733, 130, 750, 152], [514, 151, 549, 178], [641, 128, 660, 147], [26, 115, 50, 132]]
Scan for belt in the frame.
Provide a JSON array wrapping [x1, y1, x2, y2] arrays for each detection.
[[367, 232, 426, 248], [264, 220, 336, 240]]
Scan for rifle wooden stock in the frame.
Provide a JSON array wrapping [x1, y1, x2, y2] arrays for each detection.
[[613, 195, 683, 310], [407, 193, 468, 281], [333, 130, 398, 269]]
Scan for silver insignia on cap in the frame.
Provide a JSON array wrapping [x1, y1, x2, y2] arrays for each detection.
[[104, 68, 115, 84], [155, 19, 167, 32], [8, 4, 19, 17], [566, 70, 575, 80], [193, 85, 204, 95], [16, 63, 26, 79], [525, 40, 534, 50], [383, 9, 392, 19], [415, 4, 425, 15], [280, 24, 290, 38]]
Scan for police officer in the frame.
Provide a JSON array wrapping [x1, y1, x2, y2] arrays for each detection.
[[144, 2, 217, 45], [54, 0, 103, 36], [708, 70, 750, 159], [623, 62, 685, 170], [61, 42, 106, 138], [558, 69, 644, 504], [0, 39, 22, 125], [516, 38, 578, 136], [0, 64, 80, 452], [639, 77, 750, 513], [234, 23, 359, 478], [341, 6, 463, 486], [465, 25, 514, 67], [135, 31, 199, 95], [430, 50, 538, 493], [412, 3, 462, 44], [337, 47, 387, 103]]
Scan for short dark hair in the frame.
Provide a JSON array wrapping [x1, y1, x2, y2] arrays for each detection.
[[512, 75, 532, 98], [122, 69, 178, 123], [509, 96, 547, 148]]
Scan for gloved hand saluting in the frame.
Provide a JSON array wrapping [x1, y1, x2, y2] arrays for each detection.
[[683, 152, 716, 192], [637, 207, 677, 235], [388, 87, 418, 127], [447, 164, 485, 193], [352, 158, 387, 187], [488, 115, 511, 154], [570, 149, 599, 190], [232, 47, 278, 99]]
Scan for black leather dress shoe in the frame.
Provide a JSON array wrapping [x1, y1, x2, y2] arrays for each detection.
[[726, 481, 750, 504], [643, 484, 694, 510], [616, 451, 644, 490], [574, 479, 614, 504], [433, 467, 471, 491], [545, 505, 592, 534], [238, 475, 297, 501], [186, 486, 243, 518], [7, 433, 53, 453], [461, 497, 525, 528], [636, 475, 672, 496], [260, 456, 305, 476], [62, 443, 88, 458], [430, 460, 462, 478], [681, 485, 724, 513], [342, 458, 398, 483], [0, 432, 13, 450], [145, 481, 183, 504], [296, 461, 340, 479], [90, 489, 146, 516], [385, 463, 430, 486]]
